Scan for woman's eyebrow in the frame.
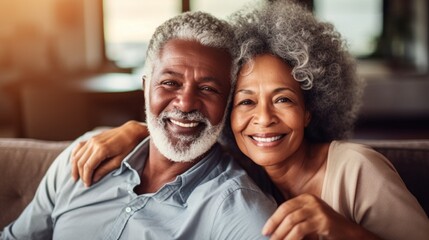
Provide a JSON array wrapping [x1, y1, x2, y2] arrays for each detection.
[[235, 87, 296, 95], [273, 87, 297, 94], [235, 89, 254, 95]]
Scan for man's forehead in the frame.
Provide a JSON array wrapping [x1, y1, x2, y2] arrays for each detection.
[[154, 39, 232, 79], [159, 39, 224, 57]]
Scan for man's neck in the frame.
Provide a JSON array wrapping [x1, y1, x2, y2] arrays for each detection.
[[134, 141, 200, 194]]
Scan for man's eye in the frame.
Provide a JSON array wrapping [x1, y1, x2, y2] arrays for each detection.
[[200, 86, 219, 93], [161, 81, 178, 87]]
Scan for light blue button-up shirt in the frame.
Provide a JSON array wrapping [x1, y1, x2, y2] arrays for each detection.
[[1, 132, 277, 240]]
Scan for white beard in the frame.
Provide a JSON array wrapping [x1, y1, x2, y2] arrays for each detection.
[[145, 102, 225, 163]]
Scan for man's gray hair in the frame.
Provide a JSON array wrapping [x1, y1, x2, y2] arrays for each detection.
[[143, 11, 236, 88]]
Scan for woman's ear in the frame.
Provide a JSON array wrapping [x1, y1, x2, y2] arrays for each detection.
[[304, 111, 311, 127]]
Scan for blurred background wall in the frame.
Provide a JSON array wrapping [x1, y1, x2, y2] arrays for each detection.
[[0, 0, 428, 140]]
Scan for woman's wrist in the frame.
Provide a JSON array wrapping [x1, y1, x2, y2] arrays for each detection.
[[346, 223, 381, 240], [123, 120, 149, 142]]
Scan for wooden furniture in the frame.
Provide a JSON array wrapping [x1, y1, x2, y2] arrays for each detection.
[[19, 73, 144, 140]]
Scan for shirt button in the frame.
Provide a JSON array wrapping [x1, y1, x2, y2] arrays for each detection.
[[125, 207, 132, 213]]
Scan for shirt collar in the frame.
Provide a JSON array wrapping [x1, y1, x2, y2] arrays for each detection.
[[113, 137, 149, 176], [176, 143, 224, 203], [113, 138, 226, 206]]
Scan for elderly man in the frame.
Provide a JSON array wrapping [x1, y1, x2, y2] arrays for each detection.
[[1, 11, 276, 240]]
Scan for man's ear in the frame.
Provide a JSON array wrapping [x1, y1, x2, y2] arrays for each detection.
[[305, 111, 311, 127], [142, 75, 150, 102], [142, 75, 146, 89]]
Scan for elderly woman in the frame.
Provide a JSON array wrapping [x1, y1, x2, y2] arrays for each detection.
[[71, 0, 429, 239]]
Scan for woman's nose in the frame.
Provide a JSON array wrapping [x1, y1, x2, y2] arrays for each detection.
[[253, 102, 277, 127]]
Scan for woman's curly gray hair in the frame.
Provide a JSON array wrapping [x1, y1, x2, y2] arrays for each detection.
[[229, 0, 364, 141], [143, 11, 237, 88]]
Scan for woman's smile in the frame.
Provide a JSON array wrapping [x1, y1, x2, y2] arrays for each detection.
[[248, 133, 286, 147], [231, 54, 309, 165]]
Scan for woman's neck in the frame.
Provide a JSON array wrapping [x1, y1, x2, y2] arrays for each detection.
[[263, 141, 330, 198]]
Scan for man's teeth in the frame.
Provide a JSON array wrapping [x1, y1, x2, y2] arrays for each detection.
[[252, 135, 282, 143], [171, 119, 199, 128]]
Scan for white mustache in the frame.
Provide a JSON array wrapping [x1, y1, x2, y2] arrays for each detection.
[[159, 109, 208, 124]]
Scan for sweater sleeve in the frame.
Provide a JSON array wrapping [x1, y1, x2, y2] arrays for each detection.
[[322, 141, 429, 240]]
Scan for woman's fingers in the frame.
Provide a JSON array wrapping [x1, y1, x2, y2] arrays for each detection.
[[81, 152, 105, 187], [70, 121, 149, 186], [70, 138, 106, 187], [265, 193, 380, 240], [263, 198, 302, 236], [268, 200, 317, 240], [71, 141, 86, 160], [282, 216, 319, 240], [71, 141, 87, 181], [93, 156, 125, 183], [264, 194, 330, 240], [268, 211, 303, 240]]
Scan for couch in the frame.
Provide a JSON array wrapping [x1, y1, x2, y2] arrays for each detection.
[[0, 138, 428, 229]]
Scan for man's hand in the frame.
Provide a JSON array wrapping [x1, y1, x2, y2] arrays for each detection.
[[71, 121, 149, 187]]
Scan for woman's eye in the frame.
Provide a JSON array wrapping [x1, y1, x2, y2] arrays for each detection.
[[275, 97, 292, 103], [237, 99, 254, 105]]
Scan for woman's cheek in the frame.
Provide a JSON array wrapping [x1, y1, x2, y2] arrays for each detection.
[[231, 109, 251, 151], [231, 109, 245, 133]]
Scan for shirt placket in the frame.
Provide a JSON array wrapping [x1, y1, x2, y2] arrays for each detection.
[[103, 196, 150, 240]]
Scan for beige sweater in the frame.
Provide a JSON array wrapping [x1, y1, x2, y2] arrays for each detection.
[[321, 141, 429, 240]]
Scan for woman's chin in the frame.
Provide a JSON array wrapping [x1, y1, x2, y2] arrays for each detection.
[[245, 151, 284, 167]]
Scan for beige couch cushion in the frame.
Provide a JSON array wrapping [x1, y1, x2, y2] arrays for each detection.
[[1, 138, 428, 230], [0, 139, 69, 228]]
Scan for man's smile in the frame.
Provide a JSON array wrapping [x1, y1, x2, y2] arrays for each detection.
[[170, 119, 200, 128]]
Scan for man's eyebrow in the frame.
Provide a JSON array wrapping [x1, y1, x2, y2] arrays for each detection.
[[200, 76, 220, 83], [160, 71, 219, 81], [161, 70, 182, 77]]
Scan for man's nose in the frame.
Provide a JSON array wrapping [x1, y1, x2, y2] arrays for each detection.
[[175, 86, 201, 113]]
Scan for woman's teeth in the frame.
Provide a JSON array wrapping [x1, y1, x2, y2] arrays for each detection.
[[171, 119, 199, 128], [252, 135, 282, 143]]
